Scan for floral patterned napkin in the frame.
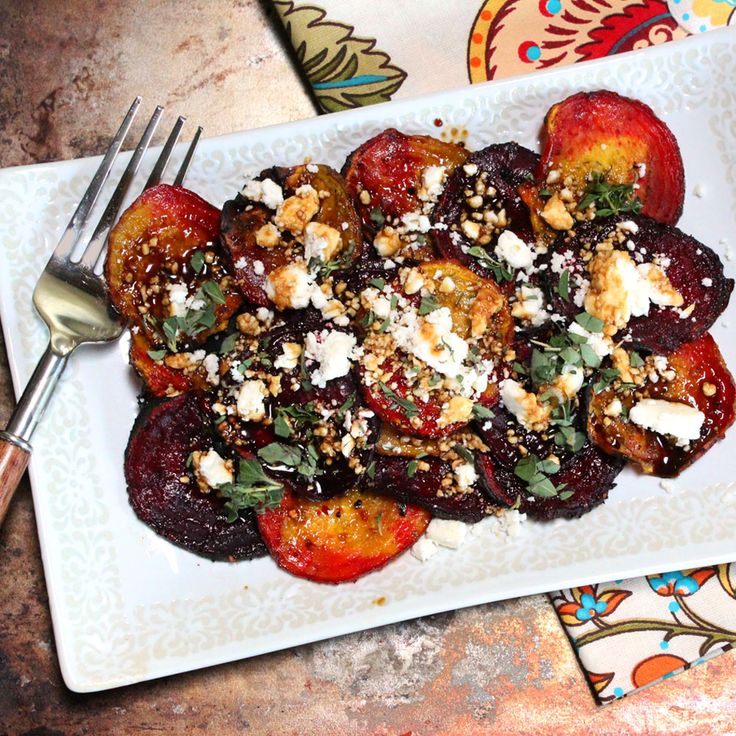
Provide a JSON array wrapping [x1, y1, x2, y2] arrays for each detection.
[[273, 0, 736, 702]]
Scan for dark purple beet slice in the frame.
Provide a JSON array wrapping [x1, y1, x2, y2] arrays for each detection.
[[477, 445, 624, 520], [217, 314, 378, 502], [363, 455, 492, 522], [125, 392, 267, 561], [541, 215, 734, 353], [433, 142, 539, 283]]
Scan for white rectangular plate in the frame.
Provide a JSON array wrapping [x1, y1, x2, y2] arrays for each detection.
[[1, 29, 735, 693]]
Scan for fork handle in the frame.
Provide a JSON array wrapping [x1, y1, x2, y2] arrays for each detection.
[[0, 432, 31, 524], [0, 345, 69, 526]]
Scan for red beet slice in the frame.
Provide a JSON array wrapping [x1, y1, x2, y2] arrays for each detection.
[[220, 164, 361, 307], [257, 487, 430, 584], [587, 333, 736, 477], [364, 455, 491, 522], [433, 143, 539, 284], [540, 216, 733, 354], [342, 128, 468, 245], [125, 392, 267, 560], [477, 446, 623, 521], [215, 314, 378, 501], [539, 90, 685, 225]]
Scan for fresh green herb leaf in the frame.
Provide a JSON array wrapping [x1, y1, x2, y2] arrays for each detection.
[[258, 442, 302, 468], [418, 295, 440, 316], [577, 172, 643, 217], [466, 246, 513, 283], [273, 414, 292, 439], [428, 373, 443, 387], [580, 343, 602, 368], [375, 512, 384, 535], [453, 444, 474, 463], [147, 349, 166, 361], [370, 207, 385, 227], [190, 251, 205, 274], [472, 404, 495, 420], [370, 277, 386, 290], [575, 312, 604, 333], [593, 368, 620, 394], [629, 351, 645, 368], [538, 187, 553, 197], [201, 280, 226, 305], [556, 269, 570, 302], [219, 332, 239, 355], [378, 382, 420, 418], [407, 460, 418, 477], [366, 461, 376, 480], [219, 458, 284, 522]]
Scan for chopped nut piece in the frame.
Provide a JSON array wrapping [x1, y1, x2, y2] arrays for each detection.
[[702, 382, 717, 397]]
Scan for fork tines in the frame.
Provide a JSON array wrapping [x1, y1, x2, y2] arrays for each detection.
[[53, 100, 203, 273]]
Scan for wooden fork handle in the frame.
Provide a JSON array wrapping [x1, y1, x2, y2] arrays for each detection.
[[0, 432, 31, 525]]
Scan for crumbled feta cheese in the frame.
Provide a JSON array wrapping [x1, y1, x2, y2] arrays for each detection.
[[306, 163, 319, 174], [618, 220, 639, 234], [303, 221, 342, 262], [195, 449, 233, 488], [241, 177, 284, 210], [236, 380, 267, 421], [462, 163, 478, 176], [604, 398, 623, 417], [373, 226, 402, 257], [494, 509, 527, 539], [166, 282, 189, 317], [253, 260, 265, 275], [234, 257, 247, 269], [702, 277, 713, 287], [426, 518, 468, 549], [256, 307, 273, 323], [511, 285, 546, 324], [304, 330, 359, 388], [455, 462, 477, 489], [660, 479, 676, 493], [419, 165, 447, 202], [274, 342, 302, 371], [265, 262, 316, 310], [554, 364, 584, 398], [203, 353, 220, 385], [540, 193, 573, 230], [693, 183, 706, 198], [500, 379, 550, 430], [494, 230, 535, 270], [411, 536, 439, 561], [401, 211, 432, 233], [629, 399, 705, 445]]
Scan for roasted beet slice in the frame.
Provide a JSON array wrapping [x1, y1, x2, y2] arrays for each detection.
[[433, 142, 539, 283], [539, 90, 685, 225], [477, 446, 623, 521], [342, 128, 468, 258], [364, 455, 490, 522], [220, 164, 361, 307], [106, 183, 241, 348], [587, 334, 736, 477], [125, 392, 266, 561], [360, 260, 513, 438], [256, 487, 430, 584], [214, 313, 378, 501], [128, 330, 211, 398], [541, 216, 733, 353]]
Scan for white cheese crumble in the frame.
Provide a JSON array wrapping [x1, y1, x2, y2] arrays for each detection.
[[253, 260, 265, 275], [304, 330, 359, 388], [494, 230, 535, 270], [629, 399, 705, 445], [511, 285, 547, 325], [418, 165, 447, 202], [195, 449, 233, 488], [240, 177, 284, 210], [411, 536, 439, 561], [234, 257, 247, 269], [203, 353, 220, 385], [401, 211, 432, 233], [455, 462, 477, 489], [236, 380, 267, 421], [693, 183, 706, 198], [274, 342, 302, 371], [426, 518, 469, 549], [265, 262, 316, 310]]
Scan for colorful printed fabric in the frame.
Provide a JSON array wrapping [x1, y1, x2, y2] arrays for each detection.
[[273, 0, 736, 702], [552, 567, 736, 702], [274, 0, 735, 111]]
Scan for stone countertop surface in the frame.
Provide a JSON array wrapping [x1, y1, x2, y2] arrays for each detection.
[[0, 2, 734, 734]]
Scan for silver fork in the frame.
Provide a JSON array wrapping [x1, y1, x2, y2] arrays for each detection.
[[0, 99, 204, 525]]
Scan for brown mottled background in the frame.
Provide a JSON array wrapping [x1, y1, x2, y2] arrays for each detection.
[[0, 2, 735, 734]]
